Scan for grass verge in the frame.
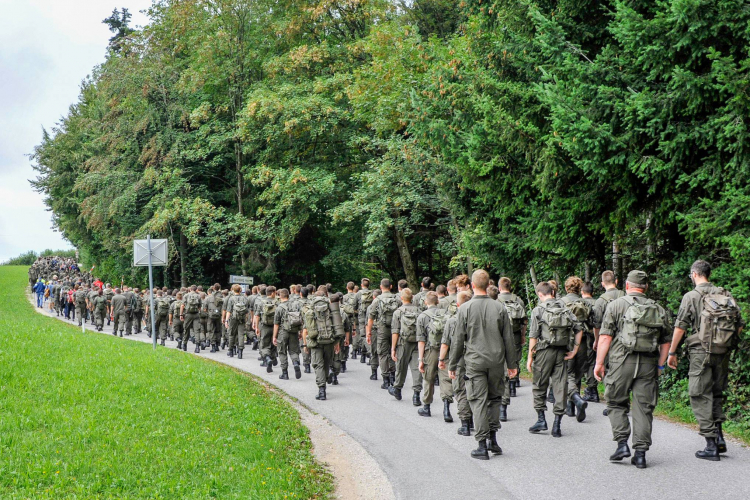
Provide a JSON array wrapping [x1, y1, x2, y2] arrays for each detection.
[[0, 266, 332, 499]]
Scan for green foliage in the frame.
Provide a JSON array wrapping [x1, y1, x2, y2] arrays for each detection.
[[3, 250, 76, 266], [0, 266, 332, 498]]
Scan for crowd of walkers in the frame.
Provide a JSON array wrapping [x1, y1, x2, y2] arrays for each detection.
[[30, 257, 744, 466]]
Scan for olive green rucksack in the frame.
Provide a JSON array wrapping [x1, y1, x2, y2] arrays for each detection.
[[540, 302, 574, 348], [619, 296, 665, 354], [342, 293, 358, 316], [306, 297, 335, 344], [232, 295, 249, 316], [565, 298, 592, 334], [186, 292, 201, 314], [378, 295, 400, 328], [359, 289, 374, 311], [499, 294, 525, 333], [399, 306, 419, 342], [428, 309, 448, 346], [209, 293, 224, 319], [696, 288, 740, 355], [261, 299, 277, 326]]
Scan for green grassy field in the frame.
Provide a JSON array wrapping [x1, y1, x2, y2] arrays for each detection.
[[0, 266, 332, 499]]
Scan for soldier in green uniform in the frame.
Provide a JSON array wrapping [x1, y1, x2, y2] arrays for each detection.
[[255, 286, 279, 372], [440, 291, 473, 435], [438, 280, 458, 314], [104, 284, 114, 326], [591, 271, 625, 412], [594, 270, 671, 469], [205, 284, 224, 352], [413, 277, 431, 312], [342, 282, 360, 359], [111, 288, 128, 337], [170, 292, 186, 350], [365, 289, 381, 380], [132, 288, 144, 334], [182, 285, 203, 353], [580, 281, 597, 400], [154, 291, 170, 345], [246, 287, 259, 349], [448, 270, 517, 460], [302, 288, 345, 401], [273, 289, 303, 380], [369, 279, 399, 389], [388, 288, 422, 404], [74, 284, 88, 326], [497, 278, 526, 399], [527, 281, 583, 438], [93, 290, 107, 331], [560, 276, 592, 422], [299, 287, 312, 373], [86, 286, 98, 325], [355, 278, 374, 364], [121, 286, 136, 335], [667, 260, 744, 461], [224, 284, 249, 358], [417, 292, 454, 421]]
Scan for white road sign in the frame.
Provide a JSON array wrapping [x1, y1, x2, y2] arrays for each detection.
[[134, 239, 168, 267]]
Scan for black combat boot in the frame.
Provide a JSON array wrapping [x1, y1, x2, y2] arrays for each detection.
[[488, 431, 503, 455], [210, 344, 217, 353], [182, 342, 187, 351], [119, 331, 123, 338], [332, 374, 339, 385], [341, 361, 347, 373], [566, 400, 576, 418], [304, 363, 311, 374], [584, 386, 600, 403], [514, 377, 521, 388], [160, 339, 165, 346], [390, 373, 396, 387], [252, 338, 259, 350], [201, 341, 206, 350], [418, 404, 431, 417], [265, 355, 273, 373], [195, 345, 201, 354], [457, 420, 471, 436], [176, 341, 182, 349], [360, 352, 367, 363], [293, 361, 302, 379], [327, 371, 334, 385], [112, 331, 118, 336], [388, 386, 402, 400], [443, 401, 453, 422], [380, 373, 390, 389], [260, 357, 267, 366], [609, 441, 631, 461], [351, 350, 358, 360], [412, 391, 421, 407], [547, 389, 555, 404], [695, 437, 720, 462], [469, 417, 474, 430], [315, 387, 326, 401], [631, 450, 647, 469], [572, 393, 588, 422], [717, 424, 727, 453], [471, 439, 489, 460], [228, 347, 234, 358], [499, 404, 508, 422], [529, 410, 547, 434], [221, 338, 226, 349], [603, 408, 610, 416], [369, 367, 377, 380], [551, 414, 562, 438], [509, 380, 517, 398], [237, 348, 243, 359], [279, 370, 289, 380]]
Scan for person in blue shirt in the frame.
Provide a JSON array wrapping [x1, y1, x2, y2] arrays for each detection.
[[33, 279, 45, 307]]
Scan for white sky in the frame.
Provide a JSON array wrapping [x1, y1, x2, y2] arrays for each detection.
[[0, 0, 152, 262]]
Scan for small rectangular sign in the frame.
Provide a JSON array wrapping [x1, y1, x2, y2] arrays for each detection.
[[229, 275, 253, 285], [134, 239, 168, 267]]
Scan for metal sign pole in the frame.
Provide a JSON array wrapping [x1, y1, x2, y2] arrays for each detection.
[[147, 235, 157, 350]]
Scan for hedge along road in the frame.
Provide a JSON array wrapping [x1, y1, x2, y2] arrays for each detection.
[[33, 286, 750, 500]]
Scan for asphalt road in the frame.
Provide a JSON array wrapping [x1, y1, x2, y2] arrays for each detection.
[[40, 305, 750, 500]]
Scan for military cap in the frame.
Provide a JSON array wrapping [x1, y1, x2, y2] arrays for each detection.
[[626, 270, 648, 287]]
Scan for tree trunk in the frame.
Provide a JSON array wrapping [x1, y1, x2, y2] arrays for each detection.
[[529, 265, 538, 287], [235, 142, 248, 275], [394, 227, 418, 291], [179, 231, 188, 288]]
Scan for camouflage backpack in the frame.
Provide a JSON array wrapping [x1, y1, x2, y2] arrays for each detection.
[[209, 293, 224, 319], [696, 288, 740, 354], [283, 301, 303, 333], [399, 306, 419, 342], [540, 302, 574, 348], [157, 297, 170, 316], [619, 296, 665, 354], [359, 289, 374, 311]]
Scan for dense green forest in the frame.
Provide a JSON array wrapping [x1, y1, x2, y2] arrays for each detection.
[[2, 249, 76, 266], [28, 0, 750, 433]]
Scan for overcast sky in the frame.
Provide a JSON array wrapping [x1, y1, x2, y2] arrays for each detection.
[[0, 0, 152, 262]]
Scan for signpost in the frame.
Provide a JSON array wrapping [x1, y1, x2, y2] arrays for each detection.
[[229, 275, 254, 285], [134, 237, 168, 349]]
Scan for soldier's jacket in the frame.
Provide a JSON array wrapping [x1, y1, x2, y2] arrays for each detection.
[[74, 289, 87, 305], [529, 298, 583, 351], [674, 282, 745, 351], [247, 294, 258, 315], [225, 293, 248, 316], [93, 295, 107, 311], [497, 291, 527, 328], [561, 292, 593, 331], [111, 294, 127, 314], [122, 290, 135, 312], [366, 302, 378, 333], [371, 292, 400, 328], [592, 288, 625, 329], [274, 300, 302, 330], [416, 306, 443, 349], [413, 290, 428, 312], [438, 293, 457, 312], [354, 288, 374, 316], [599, 292, 672, 365], [182, 291, 201, 314], [140, 295, 150, 312], [448, 295, 517, 372], [441, 315, 464, 368], [390, 303, 420, 336], [87, 290, 98, 307]]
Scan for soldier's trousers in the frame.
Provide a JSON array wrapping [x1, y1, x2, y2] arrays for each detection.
[[377, 326, 395, 376], [112, 310, 128, 334], [184, 312, 203, 344], [605, 353, 658, 450], [566, 340, 589, 399], [94, 309, 105, 329], [332, 337, 344, 375], [259, 324, 277, 360], [172, 320, 184, 341], [422, 347, 453, 405], [207, 317, 222, 345], [394, 340, 422, 391], [133, 311, 144, 333], [452, 363, 472, 420], [75, 304, 86, 325], [358, 313, 372, 357], [228, 315, 246, 350], [278, 330, 300, 371], [154, 314, 167, 340], [584, 334, 598, 389], [312, 343, 335, 388], [302, 343, 311, 366], [688, 349, 729, 438], [368, 328, 380, 368], [532, 347, 568, 415], [124, 311, 133, 334], [465, 364, 505, 442]]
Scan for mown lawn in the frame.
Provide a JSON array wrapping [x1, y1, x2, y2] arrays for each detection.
[[0, 266, 332, 499]]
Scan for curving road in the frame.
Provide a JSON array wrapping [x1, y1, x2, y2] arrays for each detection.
[[38, 305, 750, 500]]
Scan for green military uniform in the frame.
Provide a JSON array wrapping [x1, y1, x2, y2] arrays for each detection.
[[183, 291, 203, 350], [560, 292, 592, 403], [299, 296, 312, 369], [355, 288, 375, 361], [438, 293, 458, 315], [529, 298, 582, 416], [590, 287, 625, 395], [226, 293, 249, 354], [391, 303, 423, 394], [170, 298, 185, 345], [104, 287, 114, 326], [155, 296, 170, 342], [600, 285, 671, 451], [413, 288, 429, 312], [274, 300, 303, 375], [365, 301, 379, 372], [674, 282, 744, 439], [442, 314, 472, 425], [256, 295, 279, 364], [371, 292, 399, 382], [93, 295, 107, 330], [132, 293, 144, 334], [87, 289, 98, 322], [205, 291, 224, 349], [220, 291, 230, 347], [199, 295, 208, 339], [342, 292, 359, 356], [111, 292, 128, 336], [331, 313, 352, 378], [74, 288, 88, 326], [305, 296, 344, 392], [418, 307, 453, 407], [122, 289, 136, 335], [448, 295, 517, 444]]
